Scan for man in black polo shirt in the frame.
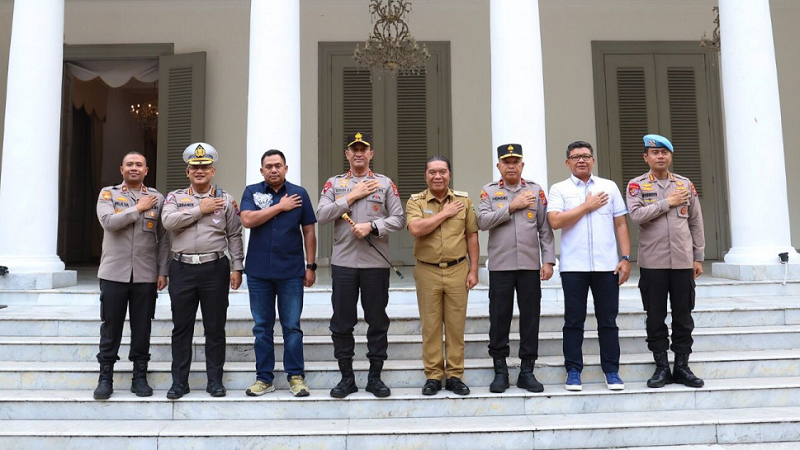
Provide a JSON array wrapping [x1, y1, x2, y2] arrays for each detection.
[[240, 149, 317, 397]]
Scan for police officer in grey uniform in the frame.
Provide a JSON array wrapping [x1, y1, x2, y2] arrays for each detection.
[[162, 143, 244, 399], [317, 131, 405, 398], [627, 134, 705, 389], [94, 151, 170, 400], [477, 144, 555, 393]]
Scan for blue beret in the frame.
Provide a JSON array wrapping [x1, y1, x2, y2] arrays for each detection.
[[643, 134, 673, 152]]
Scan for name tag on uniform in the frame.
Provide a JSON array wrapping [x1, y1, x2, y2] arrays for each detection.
[[424, 209, 433, 215]]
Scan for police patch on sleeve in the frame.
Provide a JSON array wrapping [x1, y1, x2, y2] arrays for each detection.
[[391, 182, 400, 197], [538, 190, 547, 206], [690, 182, 698, 197], [101, 190, 112, 201], [628, 183, 641, 197], [480, 190, 488, 200], [322, 180, 333, 195]]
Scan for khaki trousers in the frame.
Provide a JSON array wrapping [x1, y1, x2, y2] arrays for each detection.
[[413, 260, 469, 380]]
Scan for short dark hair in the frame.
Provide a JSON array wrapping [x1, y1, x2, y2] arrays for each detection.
[[261, 149, 286, 165], [425, 155, 451, 173], [566, 141, 594, 158]]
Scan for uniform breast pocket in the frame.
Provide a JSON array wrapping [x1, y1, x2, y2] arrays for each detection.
[[142, 218, 157, 232], [492, 200, 507, 211], [366, 195, 386, 217], [209, 210, 226, 228], [597, 203, 612, 215], [525, 206, 537, 222], [677, 204, 690, 219]]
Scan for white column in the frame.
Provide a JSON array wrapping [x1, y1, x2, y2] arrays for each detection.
[[718, 0, 799, 270], [245, 0, 301, 185], [0, 0, 73, 286], [490, 0, 548, 187]]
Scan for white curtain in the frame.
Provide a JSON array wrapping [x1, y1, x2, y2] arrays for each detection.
[[66, 59, 158, 87]]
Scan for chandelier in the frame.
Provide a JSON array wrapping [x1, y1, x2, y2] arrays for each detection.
[[700, 6, 720, 52], [129, 102, 158, 130], [353, 0, 430, 78]]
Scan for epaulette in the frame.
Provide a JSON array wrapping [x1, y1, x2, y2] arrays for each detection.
[[453, 190, 469, 197], [410, 193, 424, 200]]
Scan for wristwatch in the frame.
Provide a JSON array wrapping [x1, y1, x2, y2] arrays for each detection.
[[306, 263, 317, 271], [620, 255, 631, 262], [370, 221, 378, 234]]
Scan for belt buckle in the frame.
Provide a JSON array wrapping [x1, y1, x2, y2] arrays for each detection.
[[439, 262, 448, 268], [191, 254, 201, 264]]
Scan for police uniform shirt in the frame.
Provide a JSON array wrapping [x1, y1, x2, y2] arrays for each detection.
[[626, 172, 705, 270], [316, 170, 405, 269], [478, 179, 556, 271], [162, 186, 245, 271], [240, 181, 317, 279], [406, 189, 479, 263], [97, 184, 170, 283]]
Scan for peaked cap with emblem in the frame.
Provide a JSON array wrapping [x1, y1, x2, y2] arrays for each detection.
[[643, 134, 674, 153], [346, 131, 372, 148], [497, 143, 523, 160], [183, 142, 219, 165]]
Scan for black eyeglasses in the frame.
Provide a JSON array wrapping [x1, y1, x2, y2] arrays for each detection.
[[568, 154, 593, 162]]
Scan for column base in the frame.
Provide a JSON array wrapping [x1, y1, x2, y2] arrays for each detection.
[[0, 271, 77, 290], [712, 262, 800, 282]]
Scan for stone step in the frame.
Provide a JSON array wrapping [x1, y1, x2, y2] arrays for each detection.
[[3, 324, 800, 362], [3, 278, 800, 307], [1, 406, 799, 449], [1, 377, 799, 420], [1, 300, 798, 337], [2, 349, 798, 390]]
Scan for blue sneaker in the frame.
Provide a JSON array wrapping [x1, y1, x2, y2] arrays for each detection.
[[605, 372, 625, 390], [565, 369, 582, 391]]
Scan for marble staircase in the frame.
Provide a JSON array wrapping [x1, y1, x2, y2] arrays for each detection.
[[0, 287, 799, 448]]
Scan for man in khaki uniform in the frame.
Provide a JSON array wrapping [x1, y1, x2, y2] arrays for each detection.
[[94, 152, 170, 400], [478, 144, 555, 393], [162, 142, 244, 399], [317, 132, 405, 398], [407, 155, 479, 396], [627, 134, 705, 389]]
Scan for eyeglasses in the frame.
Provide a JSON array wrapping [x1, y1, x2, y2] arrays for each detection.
[[568, 154, 593, 162]]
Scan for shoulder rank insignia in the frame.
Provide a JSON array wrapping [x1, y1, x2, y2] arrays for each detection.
[[628, 183, 641, 197], [410, 193, 423, 200]]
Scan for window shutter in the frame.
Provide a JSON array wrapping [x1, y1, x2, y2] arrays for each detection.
[[396, 71, 428, 200], [616, 67, 652, 186], [666, 67, 703, 196], [341, 68, 373, 172], [156, 52, 206, 193]]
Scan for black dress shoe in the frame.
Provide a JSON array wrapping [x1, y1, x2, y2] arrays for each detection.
[[206, 380, 227, 397], [166, 382, 190, 399], [421, 379, 442, 396], [445, 377, 470, 395]]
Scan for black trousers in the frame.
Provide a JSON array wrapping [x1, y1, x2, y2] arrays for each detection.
[[97, 279, 157, 364], [168, 257, 230, 384], [561, 271, 621, 374], [639, 268, 695, 354], [330, 265, 390, 361], [488, 270, 541, 360]]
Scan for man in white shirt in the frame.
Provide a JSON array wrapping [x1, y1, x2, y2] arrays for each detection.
[[547, 141, 631, 391]]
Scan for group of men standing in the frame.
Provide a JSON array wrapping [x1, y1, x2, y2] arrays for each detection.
[[93, 131, 704, 400]]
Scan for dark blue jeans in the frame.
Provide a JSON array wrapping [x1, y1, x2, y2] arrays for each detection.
[[561, 271, 620, 374], [247, 275, 305, 383]]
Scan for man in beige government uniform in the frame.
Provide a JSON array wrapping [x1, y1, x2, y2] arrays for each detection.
[[627, 134, 705, 389], [478, 144, 555, 393], [317, 131, 405, 399], [407, 155, 479, 396], [162, 142, 244, 399], [94, 152, 170, 400]]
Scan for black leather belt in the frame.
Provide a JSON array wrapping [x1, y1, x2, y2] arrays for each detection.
[[419, 256, 466, 269]]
